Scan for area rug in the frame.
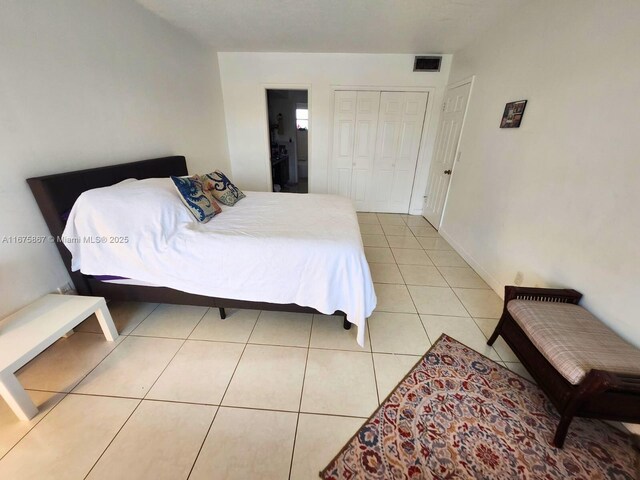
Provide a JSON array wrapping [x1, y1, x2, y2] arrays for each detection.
[[320, 335, 639, 479]]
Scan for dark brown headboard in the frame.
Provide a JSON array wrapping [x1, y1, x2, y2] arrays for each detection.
[[27, 155, 188, 294]]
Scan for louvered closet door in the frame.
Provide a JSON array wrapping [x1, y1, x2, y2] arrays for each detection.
[[330, 91, 357, 197], [350, 91, 380, 211], [372, 92, 428, 212]]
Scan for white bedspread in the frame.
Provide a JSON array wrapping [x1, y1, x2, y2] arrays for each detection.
[[62, 178, 376, 346]]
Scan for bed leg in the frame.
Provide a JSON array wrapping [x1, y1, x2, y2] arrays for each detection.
[[218, 307, 226, 320], [343, 315, 351, 330]]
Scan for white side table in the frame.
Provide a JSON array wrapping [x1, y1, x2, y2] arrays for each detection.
[[0, 294, 118, 420]]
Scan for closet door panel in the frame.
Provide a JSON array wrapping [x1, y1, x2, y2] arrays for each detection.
[[330, 91, 357, 196], [351, 91, 380, 210], [389, 92, 428, 212]]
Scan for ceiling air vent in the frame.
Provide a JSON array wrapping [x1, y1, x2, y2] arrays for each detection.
[[413, 56, 442, 72]]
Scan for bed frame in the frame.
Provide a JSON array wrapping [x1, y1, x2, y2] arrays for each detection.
[[27, 155, 350, 329]]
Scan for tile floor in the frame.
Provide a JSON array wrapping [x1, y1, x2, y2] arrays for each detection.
[[0, 213, 532, 480]]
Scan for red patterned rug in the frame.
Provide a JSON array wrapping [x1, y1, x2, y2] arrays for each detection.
[[320, 335, 639, 479]]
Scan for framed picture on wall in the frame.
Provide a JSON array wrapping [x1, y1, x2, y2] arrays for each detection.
[[500, 100, 527, 128]]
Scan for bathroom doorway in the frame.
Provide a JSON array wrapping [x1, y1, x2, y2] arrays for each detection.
[[266, 89, 308, 193]]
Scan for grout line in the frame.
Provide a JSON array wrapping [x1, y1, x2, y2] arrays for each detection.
[[141, 333, 197, 400], [287, 313, 314, 479], [0, 391, 69, 463], [82, 308, 212, 478], [186, 310, 263, 479], [83, 397, 144, 479], [368, 324, 381, 406]]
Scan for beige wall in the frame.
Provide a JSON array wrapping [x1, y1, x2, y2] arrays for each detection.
[[442, 0, 640, 345], [0, 0, 229, 317]]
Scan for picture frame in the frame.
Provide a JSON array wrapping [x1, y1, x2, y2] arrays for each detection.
[[500, 100, 527, 128]]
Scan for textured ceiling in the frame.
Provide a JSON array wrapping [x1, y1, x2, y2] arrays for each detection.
[[136, 0, 527, 53]]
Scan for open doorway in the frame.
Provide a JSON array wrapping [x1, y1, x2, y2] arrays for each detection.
[[266, 89, 308, 193]]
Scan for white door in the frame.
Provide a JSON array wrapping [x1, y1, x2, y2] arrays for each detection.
[[372, 92, 428, 213], [330, 91, 357, 197], [351, 91, 380, 211], [423, 81, 472, 227]]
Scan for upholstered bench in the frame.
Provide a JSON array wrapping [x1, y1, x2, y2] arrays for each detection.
[[488, 286, 640, 447]]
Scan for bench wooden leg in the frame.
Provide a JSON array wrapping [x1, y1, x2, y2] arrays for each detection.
[[487, 316, 505, 346], [219, 308, 227, 320], [95, 301, 119, 342], [0, 372, 38, 421], [553, 414, 573, 448], [343, 315, 351, 330]]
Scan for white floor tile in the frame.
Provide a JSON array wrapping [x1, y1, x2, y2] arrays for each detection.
[[408, 286, 468, 316], [420, 315, 501, 361], [420, 237, 454, 251], [17, 332, 121, 393], [438, 267, 490, 289], [358, 223, 383, 235], [368, 312, 431, 355], [0, 390, 65, 458], [361, 234, 388, 247], [189, 308, 259, 343], [0, 394, 137, 480], [373, 353, 421, 400], [248, 311, 313, 347], [472, 317, 519, 362], [399, 264, 448, 287], [87, 401, 215, 480], [409, 226, 440, 237], [189, 407, 297, 480], [426, 250, 468, 267], [392, 248, 434, 266], [364, 246, 395, 264], [374, 283, 417, 313], [73, 336, 183, 398], [454, 288, 503, 318], [146, 340, 244, 404], [386, 235, 421, 249], [310, 315, 371, 351], [131, 304, 208, 339], [369, 263, 404, 284], [381, 224, 413, 236], [222, 344, 306, 411], [376, 213, 405, 225], [357, 212, 380, 224], [404, 216, 430, 227], [76, 301, 158, 335], [302, 349, 378, 417], [290, 413, 364, 480]]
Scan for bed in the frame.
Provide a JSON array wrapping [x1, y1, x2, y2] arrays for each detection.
[[27, 156, 376, 346]]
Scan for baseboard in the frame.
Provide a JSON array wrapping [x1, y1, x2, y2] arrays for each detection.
[[437, 228, 505, 300]]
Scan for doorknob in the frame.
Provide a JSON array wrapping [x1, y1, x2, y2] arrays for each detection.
[[444, 169, 452, 175]]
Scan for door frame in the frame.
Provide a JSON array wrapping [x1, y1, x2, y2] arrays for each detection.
[[262, 84, 312, 192], [424, 75, 475, 228], [328, 85, 436, 212]]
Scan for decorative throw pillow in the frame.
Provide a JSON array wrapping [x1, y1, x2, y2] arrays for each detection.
[[200, 170, 245, 206], [170, 175, 221, 222]]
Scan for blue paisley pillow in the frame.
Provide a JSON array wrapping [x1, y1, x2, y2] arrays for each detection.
[[200, 170, 245, 206], [170, 176, 221, 222]]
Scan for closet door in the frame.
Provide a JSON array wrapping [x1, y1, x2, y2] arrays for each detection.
[[350, 91, 380, 211], [389, 92, 428, 212], [372, 92, 428, 212], [330, 91, 357, 197]]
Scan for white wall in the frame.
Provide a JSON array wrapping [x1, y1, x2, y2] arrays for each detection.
[[218, 52, 451, 212], [0, 0, 229, 318], [441, 0, 640, 345]]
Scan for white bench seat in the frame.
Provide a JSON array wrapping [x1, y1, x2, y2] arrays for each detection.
[[0, 294, 118, 420]]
